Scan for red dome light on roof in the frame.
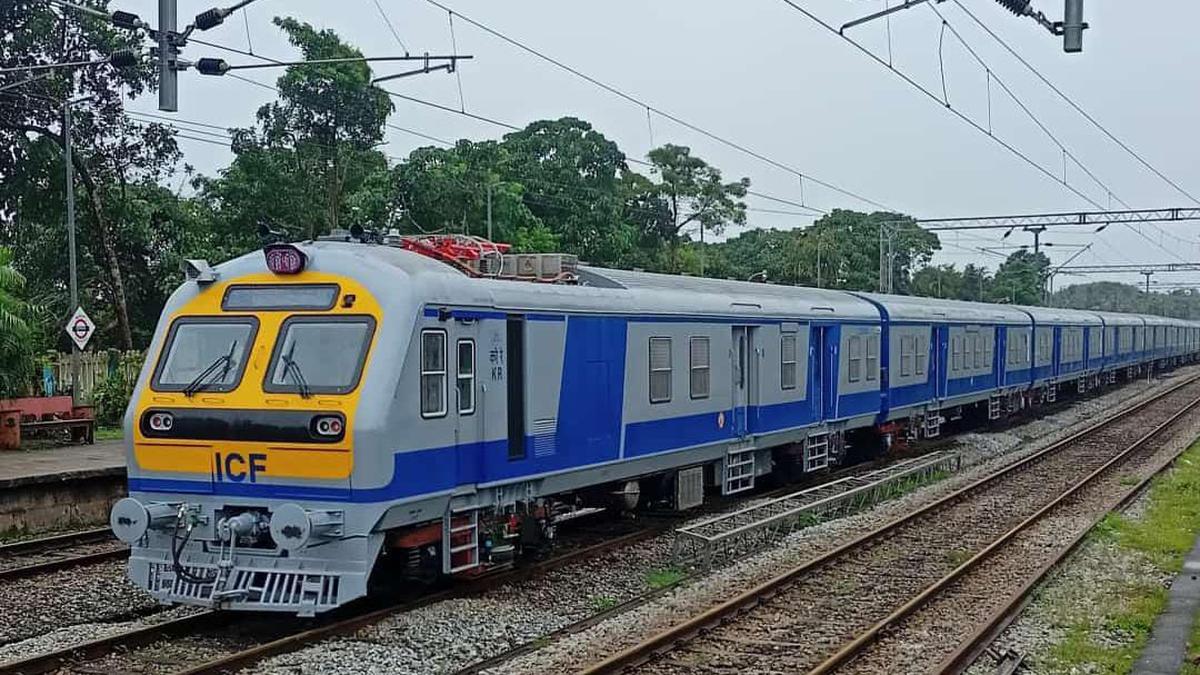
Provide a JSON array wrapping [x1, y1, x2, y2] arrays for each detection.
[[264, 244, 307, 275]]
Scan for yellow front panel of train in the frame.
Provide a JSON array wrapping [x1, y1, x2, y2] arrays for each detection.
[[132, 270, 380, 484]]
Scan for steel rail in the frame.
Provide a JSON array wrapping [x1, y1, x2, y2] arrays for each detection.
[[936, 414, 1200, 673], [0, 611, 225, 675], [173, 526, 666, 675], [808, 384, 1200, 674], [580, 373, 1200, 674], [0, 526, 663, 675], [0, 527, 126, 582]]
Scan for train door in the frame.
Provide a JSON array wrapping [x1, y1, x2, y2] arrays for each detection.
[[731, 326, 758, 437], [932, 324, 949, 403], [453, 321, 484, 472], [809, 324, 838, 421]]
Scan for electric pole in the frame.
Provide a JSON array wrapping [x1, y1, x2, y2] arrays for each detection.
[[486, 182, 493, 241], [1142, 270, 1154, 294], [157, 0, 178, 111], [1025, 225, 1047, 254], [63, 100, 81, 404]]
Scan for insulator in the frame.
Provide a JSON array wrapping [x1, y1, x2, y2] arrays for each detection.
[[994, 0, 1031, 16]]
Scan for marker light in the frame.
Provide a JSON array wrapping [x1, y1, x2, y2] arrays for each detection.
[[313, 416, 344, 437], [148, 411, 174, 432], [264, 244, 307, 275]]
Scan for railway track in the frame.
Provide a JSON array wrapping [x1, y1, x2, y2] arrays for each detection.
[[0, 439, 959, 675], [581, 373, 1200, 675], [0, 523, 661, 675], [0, 527, 126, 582]]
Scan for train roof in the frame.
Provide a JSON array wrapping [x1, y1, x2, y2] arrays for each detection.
[[850, 292, 1030, 324], [576, 267, 881, 321], [1090, 311, 1143, 327], [1013, 305, 1103, 326]]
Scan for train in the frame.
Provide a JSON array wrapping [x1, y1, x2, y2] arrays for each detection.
[[108, 233, 1200, 615]]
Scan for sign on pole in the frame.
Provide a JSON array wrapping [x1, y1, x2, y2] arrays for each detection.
[[65, 307, 95, 351]]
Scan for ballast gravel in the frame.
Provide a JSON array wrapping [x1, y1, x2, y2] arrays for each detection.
[[255, 371, 1194, 675], [0, 559, 162, 648]]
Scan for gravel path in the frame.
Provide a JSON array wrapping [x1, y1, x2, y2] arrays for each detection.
[[250, 372, 1195, 675]]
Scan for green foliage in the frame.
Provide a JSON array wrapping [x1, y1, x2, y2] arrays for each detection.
[[590, 595, 619, 612], [202, 17, 395, 241], [991, 249, 1051, 305], [645, 567, 687, 590], [0, 247, 38, 396], [1044, 443, 1200, 674], [91, 351, 143, 426]]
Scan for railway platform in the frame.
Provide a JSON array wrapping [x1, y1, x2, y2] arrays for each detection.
[[1134, 534, 1200, 674], [0, 440, 126, 536]]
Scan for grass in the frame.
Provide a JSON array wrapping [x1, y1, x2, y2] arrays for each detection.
[[887, 468, 951, 500], [590, 595, 619, 612], [944, 548, 974, 568], [645, 567, 687, 590], [1183, 607, 1200, 675], [1043, 443, 1200, 674], [94, 426, 123, 441]]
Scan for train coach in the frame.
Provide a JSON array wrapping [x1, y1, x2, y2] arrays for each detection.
[[109, 234, 1200, 615]]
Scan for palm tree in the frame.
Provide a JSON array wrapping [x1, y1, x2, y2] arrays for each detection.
[[0, 247, 36, 397]]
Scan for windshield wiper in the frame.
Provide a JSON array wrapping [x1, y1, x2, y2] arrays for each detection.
[[281, 345, 312, 399], [183, 340, 238, 397]]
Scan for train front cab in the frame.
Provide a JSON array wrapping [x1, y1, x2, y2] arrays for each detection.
[[111, 243, 399, 615]]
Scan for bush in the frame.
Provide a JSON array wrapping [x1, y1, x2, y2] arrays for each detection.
[[92, 352, 144, 427]]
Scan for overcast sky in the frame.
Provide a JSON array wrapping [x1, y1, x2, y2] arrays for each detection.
[[117, 0, 1200, 289]]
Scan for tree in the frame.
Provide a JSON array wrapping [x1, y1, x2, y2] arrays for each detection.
[[1, 0, 181, 349], [0, 247, 39, 396], [646, 144, 749, 272], [991, 249, 1051, 305], [501, 118, 635, 265], [203, 17, 394, 240]]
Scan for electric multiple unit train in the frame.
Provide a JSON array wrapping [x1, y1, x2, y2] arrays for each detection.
[[109, 235, 1200, 615]]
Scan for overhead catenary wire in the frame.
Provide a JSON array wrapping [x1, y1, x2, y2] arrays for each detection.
[[949, 0, 1200, 207], [189, 38, 831, 219], [369, 0, 411, 54], [773, 0, 1190, 264], [418, 0, 896, 212], [924, 1, 1192, 260]]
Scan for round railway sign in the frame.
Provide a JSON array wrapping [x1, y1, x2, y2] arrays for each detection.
[[65, 307, 95, 351]]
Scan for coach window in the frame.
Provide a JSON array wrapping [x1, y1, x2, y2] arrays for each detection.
[[690, 337, 711, 399], [866, 335, 878, 382], [457, 339, 476, 415], [972, 334, 983, 369], [951, 335, 962, 372], [420, 330, 447, 418], [649, 337, 672, 403], [848, 335, 863, 382], [780, 334, 798, 390], [900, 336, 912, 377]]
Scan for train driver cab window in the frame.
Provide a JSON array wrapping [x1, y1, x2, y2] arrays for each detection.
[[847, 335, 863, 382], [690, 337, 711, 399], [457, 339, 476, 415], [649, 337, 672, 403], [152, 317, 258, 393], [266, 317, 376, 397], [418, 329, 447, 417], [780, 334, 797, 390]]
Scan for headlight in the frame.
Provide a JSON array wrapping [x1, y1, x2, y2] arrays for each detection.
[[312, 415, 344, 438], [148, 411, 174, 432]]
